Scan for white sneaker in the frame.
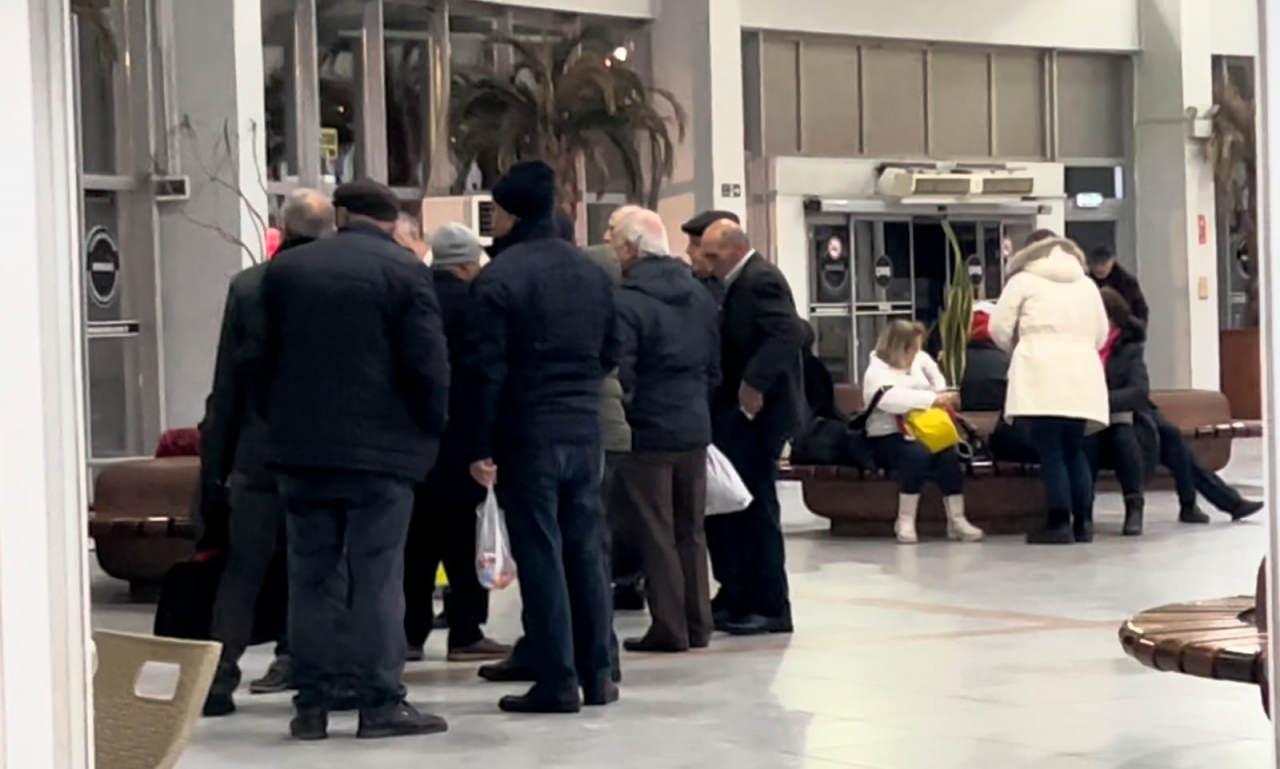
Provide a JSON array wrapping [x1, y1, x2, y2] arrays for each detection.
[[895, 517, 919, 544]]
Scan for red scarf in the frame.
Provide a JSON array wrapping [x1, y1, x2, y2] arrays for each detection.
[[1099, 326, 1122, 367]]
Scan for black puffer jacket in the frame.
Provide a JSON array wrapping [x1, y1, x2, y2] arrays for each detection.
[[261, 223, 450, 481], [1105, 322, 1151, 416], [616, 256, 720, 451], [464, 215, 618, 460], [960, 341, 1010, 412]]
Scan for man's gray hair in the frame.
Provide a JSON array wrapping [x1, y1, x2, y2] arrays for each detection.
[[616, 207, 670, 256], [396, 211, 422, 240], [281, 188, 335, 239], [717, 224, 751, 252]]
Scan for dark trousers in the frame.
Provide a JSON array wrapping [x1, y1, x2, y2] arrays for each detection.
[[1086, 423, 1146, 498], [279, 471, 414, 711], [605, 452, 643, 591], [496, 441, 612, 693], [403, 466, 488, 650], [1155, 413, 1244, 512], [707, 413, 790, 621], [1024, 417, 1093, 526], [869, 434, 964, 496], [612, 449, 712, 649], [209, 475, 288, 694]]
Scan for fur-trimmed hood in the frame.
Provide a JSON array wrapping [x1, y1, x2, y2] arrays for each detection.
[[1005, 237, 1088, 282]]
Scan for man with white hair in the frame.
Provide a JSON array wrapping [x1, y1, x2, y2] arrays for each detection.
[[201, 187, 334, 717], [608, 208, 720, 652]]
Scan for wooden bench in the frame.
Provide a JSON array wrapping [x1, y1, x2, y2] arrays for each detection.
[[1119, 562, 1270, 715], [785, 388, 1261, 537]]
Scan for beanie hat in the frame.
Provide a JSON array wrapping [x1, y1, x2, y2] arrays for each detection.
[[492, 161, 557, 220], [681, 209, 741, 238], [430, 223, 484, 267], [333, 178, 400, 223]]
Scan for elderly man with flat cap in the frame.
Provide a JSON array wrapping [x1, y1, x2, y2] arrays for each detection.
[[463, 161, 619, 714], [681, 209, 741, 304], [260, 178, 451, 740]]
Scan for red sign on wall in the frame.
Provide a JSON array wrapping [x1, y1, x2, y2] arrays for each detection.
[[1198, 214, 1208, 246]]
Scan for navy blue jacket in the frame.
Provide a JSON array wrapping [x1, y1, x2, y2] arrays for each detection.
[[430, 269, 481, 478], [616, 256, 720, 452], [260, 223, 450, 481], [464, 215, 618, 460]]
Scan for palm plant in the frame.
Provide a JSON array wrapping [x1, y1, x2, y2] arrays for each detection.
[[937, 221, 975, 388], [1207, 62, 1258, 327], [449, 27, 686, 215]]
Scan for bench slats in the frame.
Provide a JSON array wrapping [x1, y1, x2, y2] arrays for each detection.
[[1119, 597, 1264, 685]]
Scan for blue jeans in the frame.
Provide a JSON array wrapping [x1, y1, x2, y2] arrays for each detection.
[[278, 471, 414, 711], [496, 440, 612, 694], [1024, 417, 1094, 527]]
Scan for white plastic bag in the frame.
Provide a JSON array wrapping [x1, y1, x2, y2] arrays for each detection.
[[706, 444, 752, 516], [475, 486, 517, 590]]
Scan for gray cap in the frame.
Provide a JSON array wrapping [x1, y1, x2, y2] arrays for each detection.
[[430, 222, 483, 267]]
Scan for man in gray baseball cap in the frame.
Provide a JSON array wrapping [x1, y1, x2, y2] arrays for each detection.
[[402, 223, 511, 666]]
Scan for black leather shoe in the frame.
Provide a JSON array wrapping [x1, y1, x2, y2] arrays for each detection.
[[1233, 500, 1265, 521], [498, 686, 581, 714], [1072, 519, 1094, 543], [1122, 496, 1145, 536], [1026, 525, 1073, 545], [583, 681, 619, 707], [249, 655, 292, 694], [613, 584, 646, 612], [712, 608, 732, 632], [289, 708, 328, 741], [722, 614, 794, 636], [623, 637, 687, 653], [202, 691, 235, 717], [479, 657, 536, 683], [689, 634, 710, 649], [1179, 504, 1211, 524], [357, 701, 447, 739]]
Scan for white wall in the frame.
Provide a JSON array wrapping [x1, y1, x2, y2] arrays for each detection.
[[1212, 0, 1259, 55], [0, 1, 93, 767], [740, 0, 1142, 52]]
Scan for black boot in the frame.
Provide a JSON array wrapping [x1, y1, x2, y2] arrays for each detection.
[[1179, 503, 1211, 524], [1123, 495, 1145, 536], [357, 701, 448, 739], [1232, 500, 1265, 521], [203, 661, 240, 717], [1026, 510, 1073, 545], [1072, 515, 1094, 543], [289, 708, 328, 741], [499, 684, 582, 714]]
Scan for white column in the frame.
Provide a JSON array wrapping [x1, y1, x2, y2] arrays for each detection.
[[0, 0, 93, 768], [1254, 1, 1280, 762], [1135, 0, 1221, 388], [651, 0, 747, 244], [157, 0, 267, 429]]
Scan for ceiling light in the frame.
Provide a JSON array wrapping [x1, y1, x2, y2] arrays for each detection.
[[612, 46, 629, 62]]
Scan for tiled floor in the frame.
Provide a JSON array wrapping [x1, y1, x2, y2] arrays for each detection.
[[92, 441, 1275, 768]]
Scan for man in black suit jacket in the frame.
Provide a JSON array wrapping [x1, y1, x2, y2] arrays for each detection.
[[261, 179, 450, 741], [201, 188, 333, 717], [700, 219, 809, 636]]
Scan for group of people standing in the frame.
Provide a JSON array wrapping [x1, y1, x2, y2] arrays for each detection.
[[863, 231, 1261, 545], [194, 162, 808, 739]]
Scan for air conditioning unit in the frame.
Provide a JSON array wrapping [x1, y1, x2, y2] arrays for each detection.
[[977, 174, 1037, 196], [420, 194, 496, 246], [878, 168, 977, 198]]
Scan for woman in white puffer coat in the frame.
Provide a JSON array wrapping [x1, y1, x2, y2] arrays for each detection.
[[990, 231, 1109, 545]]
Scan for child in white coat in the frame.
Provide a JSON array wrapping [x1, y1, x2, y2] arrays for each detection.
[[862, 321, 984, 544]]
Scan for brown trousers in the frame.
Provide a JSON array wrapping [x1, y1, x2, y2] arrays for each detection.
[[611, 448, 712, 649]]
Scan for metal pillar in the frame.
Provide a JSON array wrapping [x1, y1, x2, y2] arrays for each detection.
[[293, 0, 322, 185], [359, 0, 388, 182], [425, 0, 452, 194]]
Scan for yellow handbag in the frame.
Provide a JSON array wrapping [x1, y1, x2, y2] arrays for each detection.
[[903, 408, 961, 453]]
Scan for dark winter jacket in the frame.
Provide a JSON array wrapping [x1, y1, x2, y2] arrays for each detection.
[[464, 215, 618, 460], [430, 269, 481, 477], [1104, 322, 1152, 417], [960, 341, 1010, 412], [716, 252, 810, 444], [260, 223, 450, 482], [1092, 263, 1150, 325], [195, 235, 314, 549], [616, 256, 720, 451]]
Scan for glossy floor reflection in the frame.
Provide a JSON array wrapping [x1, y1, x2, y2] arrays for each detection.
[[92, 440, 1272, 768]]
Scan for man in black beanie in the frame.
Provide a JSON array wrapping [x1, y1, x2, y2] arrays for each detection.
[[463, 160, 620, 713], [261, 178, 451, 740]]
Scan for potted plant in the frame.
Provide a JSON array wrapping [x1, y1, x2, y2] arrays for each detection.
[[449, 27, 686, 217], [937, 221, 975, 389]]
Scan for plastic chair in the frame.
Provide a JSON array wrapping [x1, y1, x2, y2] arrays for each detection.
[[93, 630, 221, 769]]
